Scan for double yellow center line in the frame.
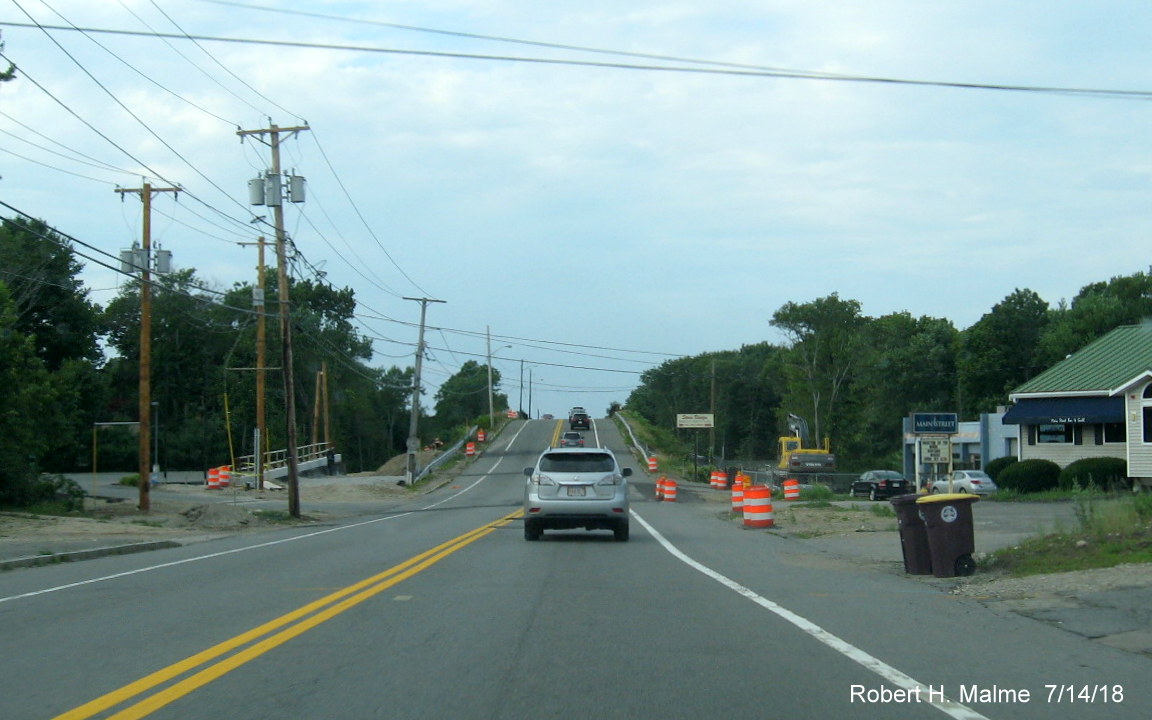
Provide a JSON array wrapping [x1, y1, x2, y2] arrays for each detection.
[[55, 509, 523, 720]]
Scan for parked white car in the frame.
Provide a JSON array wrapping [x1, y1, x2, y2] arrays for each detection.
[[933, 470, 998, 495]]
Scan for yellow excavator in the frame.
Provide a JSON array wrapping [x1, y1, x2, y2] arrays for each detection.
[[777, 413, 836, 473]]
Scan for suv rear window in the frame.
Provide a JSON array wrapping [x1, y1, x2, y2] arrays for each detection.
[[539, 453, 614, 473]]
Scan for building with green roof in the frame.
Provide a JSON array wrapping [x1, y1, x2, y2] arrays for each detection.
[[1003, 323, 1152, 489]]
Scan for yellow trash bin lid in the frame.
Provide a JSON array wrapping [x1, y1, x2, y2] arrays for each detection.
[[916, 493, 980, 504]]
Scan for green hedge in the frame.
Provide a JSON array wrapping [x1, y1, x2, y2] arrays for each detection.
[[1058, 457, 1129, 491], [983, 455, 1018, 482], [996, 458, 1061, 494]]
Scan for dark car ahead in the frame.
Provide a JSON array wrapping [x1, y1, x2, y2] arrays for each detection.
[[849, 470, 909, 500], [569, 412, 591, 430]]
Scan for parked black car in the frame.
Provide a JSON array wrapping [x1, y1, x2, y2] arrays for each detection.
[[849, 470, 909, 500]]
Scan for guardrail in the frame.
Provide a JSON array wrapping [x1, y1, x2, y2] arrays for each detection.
[[414, 425, 478, 483]]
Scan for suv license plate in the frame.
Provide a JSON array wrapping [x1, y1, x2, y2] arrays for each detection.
[[567, 486, 587, 497]]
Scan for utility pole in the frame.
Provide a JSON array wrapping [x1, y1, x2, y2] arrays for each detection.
[[709, 359, 717, 463], [312, 362, 330, 447], [237, 238, 268, 489], [116, 182, 178, 512], [239, 121, 309, 517], [486, 326, 494, 429], [403, 296, 445, 485]]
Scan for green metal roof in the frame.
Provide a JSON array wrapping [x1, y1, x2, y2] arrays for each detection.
[[1011, 324, 1152, 397]]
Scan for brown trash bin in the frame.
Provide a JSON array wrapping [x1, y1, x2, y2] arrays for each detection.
[[916, 493, 980, 578], [890, 494, 933, 575]]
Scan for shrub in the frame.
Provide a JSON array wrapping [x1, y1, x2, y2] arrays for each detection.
[[0, 473, 85, 512], [1134, 492, 1152, 521], [997, 459, 1062, 494], [1059, 457, 1128, 492], [984, 455, 1018, 482], [800, 484, 834, 501]]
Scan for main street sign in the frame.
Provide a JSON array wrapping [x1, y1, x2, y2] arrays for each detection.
[[676, 413, 714, 429], [911, 412, 958, 434]]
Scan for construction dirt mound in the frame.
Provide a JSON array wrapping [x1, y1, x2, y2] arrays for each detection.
[[373, 450, 441, 476]]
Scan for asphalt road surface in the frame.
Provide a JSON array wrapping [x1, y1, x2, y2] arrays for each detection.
[[2, 419, 1149, 719]]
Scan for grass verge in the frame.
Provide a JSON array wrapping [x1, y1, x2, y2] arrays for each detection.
[[985, 493, 1152, 576]]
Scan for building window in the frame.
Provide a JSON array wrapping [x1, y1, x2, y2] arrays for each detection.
[[1144, 384, 1152, 443], [1037, 423, 1074, 444], [1101, 422, 1126, 444]]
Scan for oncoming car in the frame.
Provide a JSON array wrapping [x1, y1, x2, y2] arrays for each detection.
[[522, 447, 632, 542]]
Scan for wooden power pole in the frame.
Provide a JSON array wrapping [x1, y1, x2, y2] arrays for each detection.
[[116, 182, 178, 512], [238, 122, 309, 517], [403, 296, 445, 485]]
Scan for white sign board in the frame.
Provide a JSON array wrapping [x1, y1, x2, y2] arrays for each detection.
[[919, 437, 951, 464], [676, 413, 714, 429]]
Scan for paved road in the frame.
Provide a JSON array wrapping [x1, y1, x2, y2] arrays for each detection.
[[2, 420, 1149, 719]]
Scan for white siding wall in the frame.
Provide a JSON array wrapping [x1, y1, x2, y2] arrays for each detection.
[[1125, 387, 1152, 477], [1018, 424, 1125, 468]]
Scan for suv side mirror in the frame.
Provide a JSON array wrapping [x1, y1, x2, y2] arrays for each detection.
[[622, 468, 633, 477], [523, 467, 534, 477]]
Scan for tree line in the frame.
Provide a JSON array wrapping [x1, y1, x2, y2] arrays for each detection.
[[625, 274, 1152, 471], [0, 215, 509, 506]]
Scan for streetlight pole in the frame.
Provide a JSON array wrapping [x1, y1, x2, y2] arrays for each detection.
[[486, 327, 511, 429], [529, 368, 537, 419]]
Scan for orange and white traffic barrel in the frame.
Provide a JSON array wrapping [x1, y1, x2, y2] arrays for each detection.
[[743, 485, 775, 528], [663, 479, 678, 502], [466, 442, 476, 457], [477, 429, 486, 443], [218, 465, 231, 487], [655, 476, 666, 500], [731, 481, 744, 513], [206, 466, 220, 489], [648, 456, 658, 472], [783, 478, 801, 501]]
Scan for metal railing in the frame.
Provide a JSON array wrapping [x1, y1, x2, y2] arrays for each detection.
[[232, 442, 335, 484]]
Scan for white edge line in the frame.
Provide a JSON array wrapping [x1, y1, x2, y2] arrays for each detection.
[[630, 510, 991, 720], [1, 422, 537, 605]]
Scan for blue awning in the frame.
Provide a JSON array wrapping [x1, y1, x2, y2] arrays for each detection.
[[1001, 396, 1124, 425]]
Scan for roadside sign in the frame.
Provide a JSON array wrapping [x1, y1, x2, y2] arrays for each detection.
[[911, 412, 958, 434], [919, 437, 951, 464], [676, 413, 714, 429]]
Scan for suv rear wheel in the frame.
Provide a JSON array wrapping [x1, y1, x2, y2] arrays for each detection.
[[613, 521, 629, 542], [524, 521, 542, 541]]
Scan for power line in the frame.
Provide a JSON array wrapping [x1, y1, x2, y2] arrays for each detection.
[[4, 21, 1152, 100]]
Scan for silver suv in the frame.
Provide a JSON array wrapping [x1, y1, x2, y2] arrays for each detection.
[[522, 447, 632, 542]]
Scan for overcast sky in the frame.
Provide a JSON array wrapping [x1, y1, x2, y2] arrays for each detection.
[[3, 1, 1152, 421]]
